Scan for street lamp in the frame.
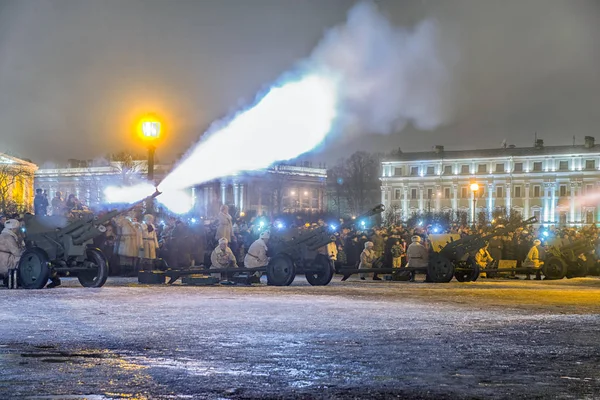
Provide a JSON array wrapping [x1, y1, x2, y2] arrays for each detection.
[[141, 119, 161, 181], [470, 183, 479, 226]]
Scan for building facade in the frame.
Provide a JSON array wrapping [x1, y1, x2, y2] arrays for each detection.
[[380, 138, 600, 226], [0, 153, 37, 213], [35, 160, 327, 217], [192, 164, 327, 217]]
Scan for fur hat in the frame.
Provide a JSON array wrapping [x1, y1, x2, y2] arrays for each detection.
[[533, 239, 542, 245], [260, 231, 270, 239], [411, 235, 422, 243], [218, 237, 228, 245], [4, 219, 20, 229], [364, 241, 374, 248]]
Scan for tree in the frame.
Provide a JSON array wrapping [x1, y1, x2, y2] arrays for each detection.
[[328, 151, 381, 216], [0, 163, 33, 214], [108, 151, 146, 184]]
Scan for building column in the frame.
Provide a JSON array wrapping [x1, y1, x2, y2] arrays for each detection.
[[524, 184, 530, 219], [550, 183, 556, 223], [203, 187, 209, 216], [576, 183, 583, 223], [488, 183, 494, 220], [402, 186, 409, 220], [543, 183, 550, 223], [452, 184, 458, 213], [233, 183, 240, 209], [380, 186, 387, 209], [208, 186, 215, 216], [435, 186, 441, 211], [220, 181, 227, 206], [418, 186, 424, 212], [569, 182, 576, 224], [239, 184, 245, 212], [505, 182, 511, 211]]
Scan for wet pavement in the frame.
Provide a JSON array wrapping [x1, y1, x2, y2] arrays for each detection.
[[2, 276, 600, 399]]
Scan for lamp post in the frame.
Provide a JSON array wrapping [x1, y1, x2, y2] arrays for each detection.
[[140, 117, 161, 213], [470, 183, 479, 227], [141, 119, 161, 181]]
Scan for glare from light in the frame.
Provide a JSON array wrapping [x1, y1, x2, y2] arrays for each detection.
[[470, 183, 479, 192], [190, 218, 197, 224], [259, 221, 265, 228], [330, 224, 337, 230], [542, 231, 549, 237], [103, 183, 194, 215], [418, 220, 423, 226], [277, 222, 284, 229], [433, 227, 439, 233], [360, 220, 366, 227], [290, 191, 296, 196]]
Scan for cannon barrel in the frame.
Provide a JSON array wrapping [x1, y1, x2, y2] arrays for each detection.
[[275, 204, 385, 254]]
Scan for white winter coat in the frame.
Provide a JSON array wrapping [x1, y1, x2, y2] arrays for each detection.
[[0, 229, 23, 276], [141, 222, 159, 260], [244, 238, 269, 268], [215, 212, 233, 242], [115, 217, 141, 258]]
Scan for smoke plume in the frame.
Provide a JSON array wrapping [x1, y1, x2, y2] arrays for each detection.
[[309, 1, 456, 136]]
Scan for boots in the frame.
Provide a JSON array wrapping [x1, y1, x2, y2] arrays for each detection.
[[46, 276, 61, 288]]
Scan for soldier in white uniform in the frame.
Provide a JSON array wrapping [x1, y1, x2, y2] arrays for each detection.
[[406, 235, 429, 282], [244, 232, 270, 277], [210, 237, 238, 280], [0, 219, 24, 286]]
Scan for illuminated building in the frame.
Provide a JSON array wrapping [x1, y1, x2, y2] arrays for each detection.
[[380, 137, 600, 226], [0, 153, 37, 213], [35, 159, 327, 217]]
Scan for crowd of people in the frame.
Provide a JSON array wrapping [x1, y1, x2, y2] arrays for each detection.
[[2, 190, 600, 287]]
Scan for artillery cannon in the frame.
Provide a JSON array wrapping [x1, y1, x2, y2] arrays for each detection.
[[264, 204, 385, 286], [542, 238, 595, 280], [160, 204, 385, 286], [17, 190, 161, 289], [427, 217, 538, 282]]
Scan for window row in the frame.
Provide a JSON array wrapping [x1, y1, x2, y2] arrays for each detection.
[[396, 159, 597, 177], [392, 184, 596, 200]]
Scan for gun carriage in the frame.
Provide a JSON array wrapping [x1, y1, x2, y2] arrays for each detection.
[[541, 238, 595, 280], [162, 204, 385, 286], [17, 191, 161, 289], [340, 216, 538, 282]]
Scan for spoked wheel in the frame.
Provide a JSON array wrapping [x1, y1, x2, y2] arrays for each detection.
[[77, 248, 109, 288], [267, 254, 296, 286], [305, 254, 335, 286], [542, 257, 567, 280], [18, 247, 51, 289], [454, 257, 480, 282], [427, 253, 455, 283]]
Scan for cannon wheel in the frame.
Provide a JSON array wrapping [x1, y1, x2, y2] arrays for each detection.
[[542, 257, 567, 280], [77, 248, 109, 288], [18, 247, 51, 289], [427, 254, 455, 283], [267, 254, 296, 286], [305, 254, 334, 286], [454, 257, 480, 282], [566, 260, 587, 279]]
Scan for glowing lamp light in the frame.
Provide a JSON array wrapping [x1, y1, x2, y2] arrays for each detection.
[[470, 183, 479, 192], [433, 227, 439, 233], [137, 116, 162, 143], [330, 224, 337, 230], [418, 220, 423, 226], [543, 231, 549, 237], [259, 221, 265, 228], [239, 211, 246, 217], [360, 221, 366, 227], [190, 218, 197, 224], [277, 222, 284, 229]]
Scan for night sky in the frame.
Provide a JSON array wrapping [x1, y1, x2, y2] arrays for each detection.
[[0, 0, 598, 165]]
